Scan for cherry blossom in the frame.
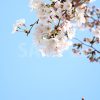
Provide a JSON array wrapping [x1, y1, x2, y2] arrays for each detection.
[[12, 19, 25, 33], [13, 0, 100, 62]]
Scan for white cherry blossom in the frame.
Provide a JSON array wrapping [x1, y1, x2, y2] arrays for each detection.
[[63, 1, 72, 11], [91, 26, 100, 40], [29, 0, 43, 10], [12, 19, 25, 33], [13, 0, 100, 58]]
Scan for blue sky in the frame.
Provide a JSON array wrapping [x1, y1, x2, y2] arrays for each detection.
[[0, 0, 100, 100]]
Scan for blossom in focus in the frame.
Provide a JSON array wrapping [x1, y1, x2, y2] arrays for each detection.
[[14, 0, 99, 59]]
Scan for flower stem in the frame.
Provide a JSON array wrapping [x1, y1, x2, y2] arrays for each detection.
[[25, 19, 39, 36]]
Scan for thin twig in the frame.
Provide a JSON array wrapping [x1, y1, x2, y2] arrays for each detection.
[[25, 19, 39, 36], [73, 37, 100, 53]]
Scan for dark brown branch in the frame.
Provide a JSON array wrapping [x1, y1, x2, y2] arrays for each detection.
[[25, 19, 39, 36], [56, 18, 61, 29]]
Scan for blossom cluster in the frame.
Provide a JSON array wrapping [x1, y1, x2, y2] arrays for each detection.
[[12, 0, 100, 62]]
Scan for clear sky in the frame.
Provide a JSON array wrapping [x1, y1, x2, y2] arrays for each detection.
[[0, 0, 100, 100]]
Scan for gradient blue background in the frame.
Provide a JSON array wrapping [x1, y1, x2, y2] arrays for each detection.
[[0, 0, 100, 100]]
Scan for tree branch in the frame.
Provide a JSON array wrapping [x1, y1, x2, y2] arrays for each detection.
[[25, 19, 39, 36], [73, 37, 100, 54]]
